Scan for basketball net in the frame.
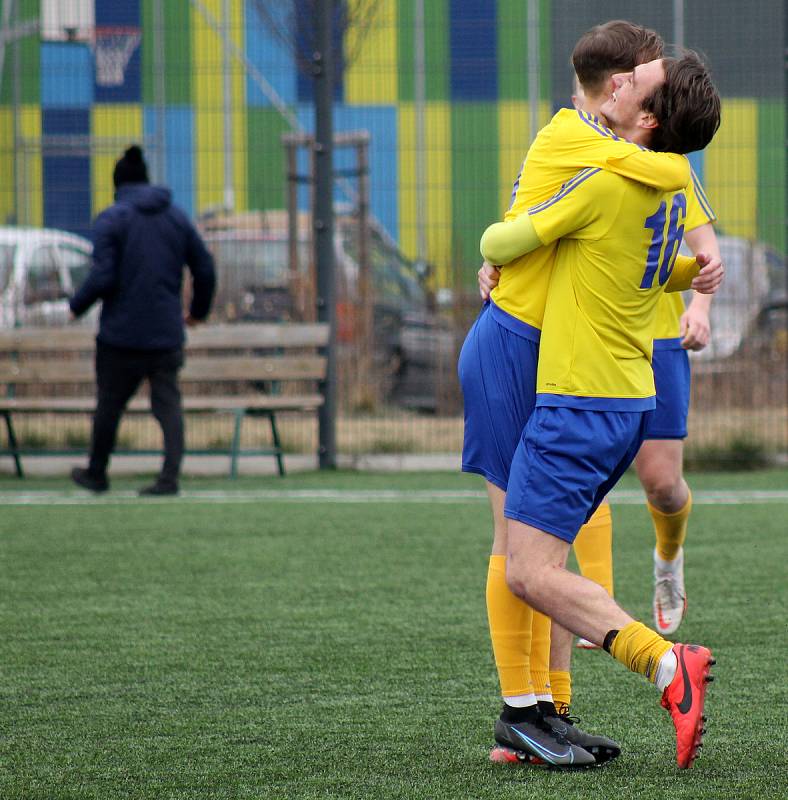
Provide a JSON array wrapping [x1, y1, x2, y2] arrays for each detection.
[[92, 28, 141, 87]]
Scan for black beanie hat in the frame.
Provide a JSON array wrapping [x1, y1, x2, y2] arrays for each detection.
[[113, 145, 149, 188]]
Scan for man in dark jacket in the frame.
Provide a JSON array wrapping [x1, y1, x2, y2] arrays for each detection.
[[70, 145, 216, 496]]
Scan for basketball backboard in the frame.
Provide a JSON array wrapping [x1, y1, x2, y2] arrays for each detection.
[[41, 0, 94, 43]]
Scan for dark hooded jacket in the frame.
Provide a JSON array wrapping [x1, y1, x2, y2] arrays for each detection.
[[70, 184, 216, 350]]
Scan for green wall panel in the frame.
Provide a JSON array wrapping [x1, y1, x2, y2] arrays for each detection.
[[497, 0, 528, 100], [246, 107, 288, 211], [451, 103, 499, 274], [757, 100, 786, 253], [1, 0, 39, 105], [398, 0, 448, 102], [142, 0, 191, 104]]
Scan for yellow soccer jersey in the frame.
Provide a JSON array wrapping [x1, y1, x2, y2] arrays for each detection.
[[653, 168, 717, 341], [526, 168, 691, 408], [491, 108, 690, 329]]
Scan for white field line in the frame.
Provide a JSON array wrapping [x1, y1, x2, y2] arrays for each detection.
[[0, 488, 787, 506]]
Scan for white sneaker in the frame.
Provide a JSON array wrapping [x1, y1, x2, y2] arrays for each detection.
[[653, 548, 687, 636], [575, 637, 599, 649]]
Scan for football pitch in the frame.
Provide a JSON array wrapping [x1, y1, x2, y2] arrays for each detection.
[[1, 469, 786, 799]]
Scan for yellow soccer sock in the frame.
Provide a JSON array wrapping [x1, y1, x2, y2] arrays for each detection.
[[549, 670, 572, 712], [608, 621, 673, 683], [573, 501, 614, 596], [529, 610, 551, 699], [651, 491, 692, 562], [486, 555, 534, 698]]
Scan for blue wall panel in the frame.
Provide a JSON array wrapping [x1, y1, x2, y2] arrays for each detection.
[[294, 104, 397, 243], [143, 106, 195, 217], [295, 0, 344, 103], [94, 0, 142, 103], [245, 0, 297, 107], [41, 43, 93, 108], [42, 109, 92, 237], [449, 0, 497, 100]]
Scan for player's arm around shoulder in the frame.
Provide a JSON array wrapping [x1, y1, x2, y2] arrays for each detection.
[[553, 107, 690, 191], [481, 167, 616, 266]]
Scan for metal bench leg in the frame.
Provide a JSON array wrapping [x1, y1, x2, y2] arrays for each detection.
[[229, 409, 244, 479], [268, 411, 286, 477], [2, 411, 24, 478]]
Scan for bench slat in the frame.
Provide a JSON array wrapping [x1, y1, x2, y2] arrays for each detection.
[[0, 394, 324, 413], [0, 356, 326, 383], [0, 323, 329, 352]]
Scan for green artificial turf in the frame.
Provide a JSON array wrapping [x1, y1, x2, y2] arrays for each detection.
[[1, 472, 786, 798]]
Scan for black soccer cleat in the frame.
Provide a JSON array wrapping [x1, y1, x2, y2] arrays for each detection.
[[541, 709, 621, 765], [493, 716, 596, 768]]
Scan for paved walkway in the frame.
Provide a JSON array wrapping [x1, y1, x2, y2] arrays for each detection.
[[1, 452, 462, 478]]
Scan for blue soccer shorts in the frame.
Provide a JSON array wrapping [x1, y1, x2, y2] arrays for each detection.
[[646, 340, 691, 440], [505, 405, 654, 543], [458, 301, 540, 491]]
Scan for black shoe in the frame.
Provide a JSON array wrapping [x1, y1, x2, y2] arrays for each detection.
[[493, 715, 596, 768], [71, 467, 109, 493], [139, 480, 179, 497], [541, 705, 621, 765]]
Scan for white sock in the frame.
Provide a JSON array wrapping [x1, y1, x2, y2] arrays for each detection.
[[504, 693, 537, 708], [655, 649, 678, 691]]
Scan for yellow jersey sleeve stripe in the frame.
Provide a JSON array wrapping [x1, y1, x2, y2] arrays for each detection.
[[690, 168, 716, 221], [578, 110, 648, 151], [528, 167, 602, 216]]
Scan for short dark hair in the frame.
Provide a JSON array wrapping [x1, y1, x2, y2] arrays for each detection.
[[642, 51, 721, 154], [572, 20, 664, 95]]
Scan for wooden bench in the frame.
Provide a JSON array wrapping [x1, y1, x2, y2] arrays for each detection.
[[0, 323, 329, 478]]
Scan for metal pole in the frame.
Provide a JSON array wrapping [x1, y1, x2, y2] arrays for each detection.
[[527, 0, 540, 143], [222, 0, 235, 210], [314, 0, 336, 469], [673, 0, 685, 49], [152, 0, 167, 183], [413, 0, 427, 264], [285, 140, 301, 318]]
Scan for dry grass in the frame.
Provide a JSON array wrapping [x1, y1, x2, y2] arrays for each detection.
[[6, 405, 788, 459]]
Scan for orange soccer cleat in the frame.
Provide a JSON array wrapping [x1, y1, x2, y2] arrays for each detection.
[[660, 643, 715, 768]]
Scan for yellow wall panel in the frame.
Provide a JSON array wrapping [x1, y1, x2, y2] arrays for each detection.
[[192, 0, 247, 213], [398, 102, 452, 283], [192, 0, 225, 213], [0, 109, 15, 224], [18, 106, 42, 226], [345, 0, 397, 104], [497, 100, 554, 215], [498, 101, 530, 214], [91, 105, 143, 213], [231, 0, 247, 211], [704, 98, 757, 239]]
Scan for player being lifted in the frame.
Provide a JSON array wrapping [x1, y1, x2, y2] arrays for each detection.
[[476, 51, 721, 769], [460, 21, 722, 768]]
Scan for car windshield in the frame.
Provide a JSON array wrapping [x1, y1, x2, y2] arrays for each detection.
[[0, 244, 15, 292], [340, 224, 427, 312], [210, 238, 309, 287]]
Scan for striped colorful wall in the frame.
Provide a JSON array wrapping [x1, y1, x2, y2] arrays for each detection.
[[0, 0, 783, 287]]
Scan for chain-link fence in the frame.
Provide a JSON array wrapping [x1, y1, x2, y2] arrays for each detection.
[[0, 0, 785, 467]]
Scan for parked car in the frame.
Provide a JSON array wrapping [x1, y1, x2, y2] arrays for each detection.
[[199, 211, 454, 410], [683, 235, 780, 361], [0, 227, 93, 328]]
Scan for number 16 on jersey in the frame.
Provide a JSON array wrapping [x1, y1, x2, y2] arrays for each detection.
[[640, 193, 687, 289]]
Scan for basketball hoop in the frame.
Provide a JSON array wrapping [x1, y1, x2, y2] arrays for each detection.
[[90, 26, 141, 87]]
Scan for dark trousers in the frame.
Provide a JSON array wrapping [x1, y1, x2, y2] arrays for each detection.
[[88, 341, 185, 484]]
